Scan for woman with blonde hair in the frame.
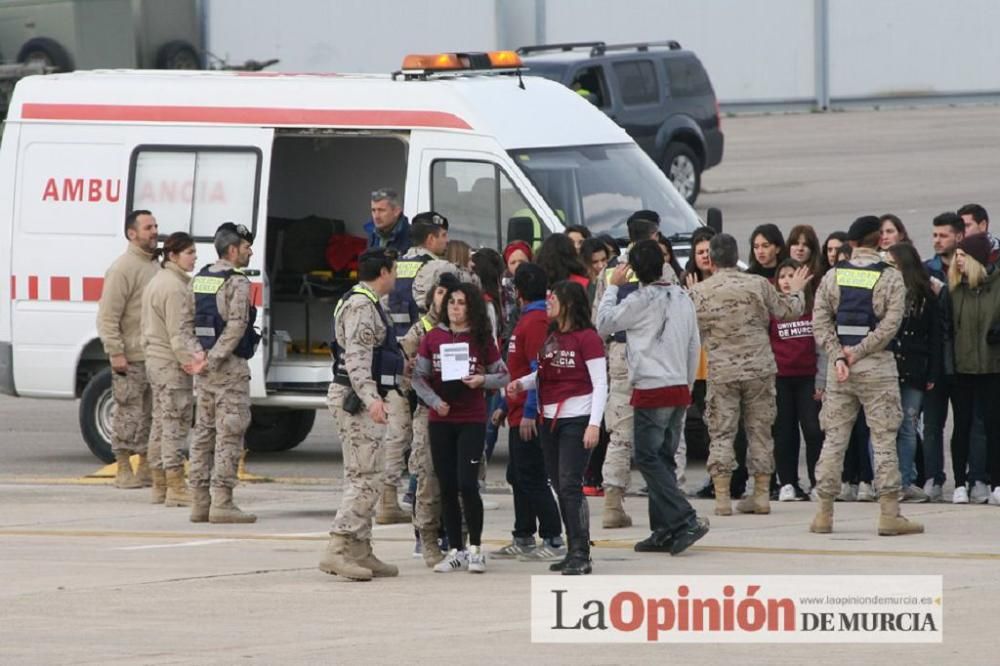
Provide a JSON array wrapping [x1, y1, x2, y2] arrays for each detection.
[[947, 234, 1000, 505]]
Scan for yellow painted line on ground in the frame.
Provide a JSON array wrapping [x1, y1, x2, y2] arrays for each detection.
[[86, 457, 274, 482], [1, 528, 998, 561]]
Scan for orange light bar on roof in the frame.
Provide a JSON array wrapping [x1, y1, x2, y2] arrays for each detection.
[[401, 53, 462, 71], [487, 50, 522, 67]]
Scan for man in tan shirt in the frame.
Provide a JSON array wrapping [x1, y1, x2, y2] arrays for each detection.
[[97, 210, 160, 489]]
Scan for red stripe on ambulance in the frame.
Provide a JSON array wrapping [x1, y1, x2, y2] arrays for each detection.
[[82, 277, 104, 302], [21, 103, 473, 130], [28, 276, 38, 300], [50, 277, 70, 301]]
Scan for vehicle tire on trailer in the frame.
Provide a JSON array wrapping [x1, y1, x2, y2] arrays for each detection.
[[17, 37, 74, 72], [79, 367, 115, 464], [155, 40, 201, 70], [245, 407, 316, 453], [663, 142, 702, 205]]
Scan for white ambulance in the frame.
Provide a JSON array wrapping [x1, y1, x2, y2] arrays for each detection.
[[0, 51, 712, 462]]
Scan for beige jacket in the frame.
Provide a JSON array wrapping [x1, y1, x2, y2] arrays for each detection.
[[141, 261, 202, 366], [97, 244, 159, 362]]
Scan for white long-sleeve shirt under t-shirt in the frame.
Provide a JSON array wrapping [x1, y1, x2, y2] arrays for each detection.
[[517, 357, 608, 427]]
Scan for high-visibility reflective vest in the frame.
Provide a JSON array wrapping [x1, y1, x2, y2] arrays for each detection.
[[192, 266, 260, 360], [834, 261, 888, 346], [331, 283, 404, 396], [387, 254, 433, 340]]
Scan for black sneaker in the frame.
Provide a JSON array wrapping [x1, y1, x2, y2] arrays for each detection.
[[694, 482, 715, 499], [669, 517, 710, 556], [548, 556, 569, 572], [633, 530, 674, 553], [561, 555, 593, 576], [794, 485, 810, 501]]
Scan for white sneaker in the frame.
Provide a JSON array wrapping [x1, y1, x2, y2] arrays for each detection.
[[836, 482, 857, 502], [468, 545, 486, 573], [971, 481, 991, 504], [923, 479, 943, 503], [809, 487, 820, 502], [433, 548, 469, 573], [901, 484, 929, 503], [857, 482, 875, 502], [989, 487, 1000, 506], [482, 499, 500, 511], [953, 485, 969, 504], [778, 484, 797, 502]]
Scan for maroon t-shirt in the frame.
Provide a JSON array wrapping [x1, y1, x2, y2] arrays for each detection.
[[536, 328, 604, 407], [418, 327, 500, 423], [769, 314, 817, 377]]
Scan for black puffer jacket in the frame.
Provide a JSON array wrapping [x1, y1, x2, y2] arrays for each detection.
[[893, 294, 943, 390]]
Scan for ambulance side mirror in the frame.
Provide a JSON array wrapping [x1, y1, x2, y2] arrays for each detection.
[[707, 207, 723, 234], [507, 216, 536, 245]]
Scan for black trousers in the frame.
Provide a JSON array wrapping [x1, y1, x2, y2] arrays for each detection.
[[540, 416, 592, 556], [951, 374, 1000, 488], [774, 376, 823, 488], [841, 410, 873, 484], [506, 427, 562, 541], [429, 421, 485, 548]]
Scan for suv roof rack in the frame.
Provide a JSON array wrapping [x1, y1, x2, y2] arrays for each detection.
[[517, 42, 606, 56], [591, 40, 682, 56]]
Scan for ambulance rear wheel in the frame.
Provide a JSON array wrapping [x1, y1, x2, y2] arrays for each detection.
[[156, 40, 201, 69], [79, 368, 115, 464], [245, 407, 316, 453]]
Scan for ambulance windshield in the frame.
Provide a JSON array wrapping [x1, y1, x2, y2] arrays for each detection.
[[510, 143, 701, 240]]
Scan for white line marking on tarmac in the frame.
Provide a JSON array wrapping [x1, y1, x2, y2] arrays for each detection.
[[115, 539, 233, 551]]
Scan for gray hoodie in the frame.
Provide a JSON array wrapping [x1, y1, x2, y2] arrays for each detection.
[[596, 281, 700, 390]]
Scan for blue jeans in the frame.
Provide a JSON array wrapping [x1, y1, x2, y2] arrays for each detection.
[[633, 406, 697, 535], [896, 385, 923, 487]]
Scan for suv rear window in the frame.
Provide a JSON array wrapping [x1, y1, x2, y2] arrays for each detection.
[[612, 60, 659, 105], [666, 58, 712, 97]]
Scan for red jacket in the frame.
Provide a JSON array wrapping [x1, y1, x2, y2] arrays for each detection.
[[506, 302, 548, 424], [769, 314, 817, 377]]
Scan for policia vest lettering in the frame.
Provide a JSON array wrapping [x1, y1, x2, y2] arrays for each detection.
[[387, 254, 433, 340], [834, 261, 888, 346], [192, 266, 260, 359], [603, 256, 640, 343], [331, 284, 405, 397]]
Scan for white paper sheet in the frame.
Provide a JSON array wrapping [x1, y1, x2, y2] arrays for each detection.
[[439, 342, 470, 382]]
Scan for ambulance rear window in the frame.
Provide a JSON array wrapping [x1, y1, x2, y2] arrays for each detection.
[[128, 146, 262, 239]]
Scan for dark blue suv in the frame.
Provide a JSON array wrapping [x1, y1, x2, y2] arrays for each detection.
[[518, 40, 724, 205]]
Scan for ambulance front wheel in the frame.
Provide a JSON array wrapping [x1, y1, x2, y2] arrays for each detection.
[[79, 368, 115, 464], [245, 407, 316, 453]]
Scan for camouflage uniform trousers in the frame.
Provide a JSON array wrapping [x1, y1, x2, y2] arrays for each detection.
[[188, 374, 251, 489], [328, 383, 385, 541], [601, 342, 634, 490], [407, 404, 441, 534], [111, 361, 152, 456], [145, 357, 194, 470], [815, 372, 902, 499], [382, 390, 412, 489], [705, 375, 777, 477]]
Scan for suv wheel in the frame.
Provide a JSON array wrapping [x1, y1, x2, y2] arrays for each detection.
[[79, 368, 115, 463], [663, 143, 702, 205]]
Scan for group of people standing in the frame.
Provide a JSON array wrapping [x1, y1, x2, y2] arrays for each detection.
[[98, 211, 261, 524]]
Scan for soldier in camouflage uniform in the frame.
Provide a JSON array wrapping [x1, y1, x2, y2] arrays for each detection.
[[97, 210, 160, 490], [188, 223, 260, 524], [810, 216, 922, 536], [141, 231, 204, 507], [320, 248, 404, 581], [379, 212, 453, 524], [690, 233, 809, 517]]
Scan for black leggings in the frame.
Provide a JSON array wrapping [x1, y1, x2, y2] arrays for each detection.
[[774, 376, 823, 488], [951, 374, 1000, 488], [540, 416, 592, 556], [429, 421, 485, 548]]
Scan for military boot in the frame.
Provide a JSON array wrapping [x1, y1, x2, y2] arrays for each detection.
[[134, 454, 153, 488], [737, 474, 772, 514], [352, 539, 399, 577], [164, 467, 192, 507], [601, 486, 633, 528], [319, 534, 373, 581], [375, 484, 411, 524], [150, 468, 167, 504], [209, 486, 257, 524], [877, 494, 924, 536], [712, 474, 732, 516], [809, 496, 835, 533], [189, 487, 211, 523], [419, 529, 445, 567], [114, 453, 142, 489]]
